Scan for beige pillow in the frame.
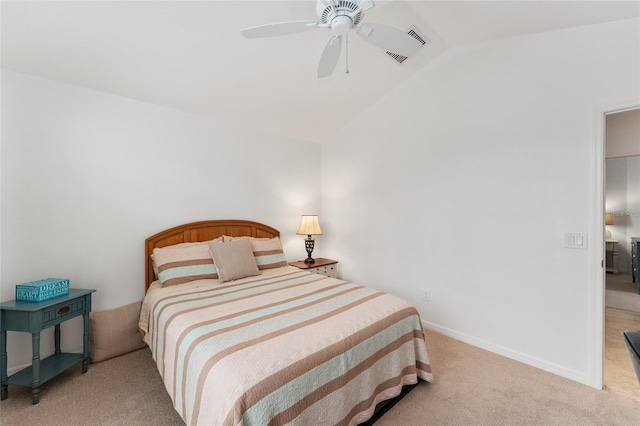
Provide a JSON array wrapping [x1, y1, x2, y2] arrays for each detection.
[[208, 239, 260, 282], [89, 301, 146, 363]]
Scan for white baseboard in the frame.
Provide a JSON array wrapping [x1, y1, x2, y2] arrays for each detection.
[[422, 320, 593, 387]]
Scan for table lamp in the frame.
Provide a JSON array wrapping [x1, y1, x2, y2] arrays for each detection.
[[297, 215, 323, 263], [605, 213, 613, 240]]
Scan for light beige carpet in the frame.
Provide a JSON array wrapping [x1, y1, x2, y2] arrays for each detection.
[[1, 329, 639, 425]]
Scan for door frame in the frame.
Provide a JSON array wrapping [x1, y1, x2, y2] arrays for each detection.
[[590, 102, 640, 389]]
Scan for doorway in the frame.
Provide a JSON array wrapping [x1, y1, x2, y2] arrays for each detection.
[[602, 108, 640, 399]]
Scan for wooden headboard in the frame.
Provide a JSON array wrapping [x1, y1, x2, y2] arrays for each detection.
[[145, 220, 280, 292]]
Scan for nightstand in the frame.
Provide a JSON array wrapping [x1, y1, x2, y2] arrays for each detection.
[[290, 258, 338, 278], [632, 237, 639, 288], [0, 288, 96, 404]]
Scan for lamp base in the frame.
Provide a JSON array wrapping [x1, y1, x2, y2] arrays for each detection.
[[304, 236, 315, 264]]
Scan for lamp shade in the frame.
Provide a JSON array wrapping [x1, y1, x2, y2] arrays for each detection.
[[297, 215, 323, 235], [605, 213, 614, 225]]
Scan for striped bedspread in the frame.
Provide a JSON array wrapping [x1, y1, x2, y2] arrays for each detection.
[[140, 266, 433, 426]]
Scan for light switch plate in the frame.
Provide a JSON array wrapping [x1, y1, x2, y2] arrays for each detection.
[[565, 233, 588, 249]]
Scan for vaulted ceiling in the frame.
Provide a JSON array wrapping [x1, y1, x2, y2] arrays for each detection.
[[2, 1, 638, 142]]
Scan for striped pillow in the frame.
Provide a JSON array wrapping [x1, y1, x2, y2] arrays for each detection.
[[251, 237, 288, 270], [153, 242, 219, 287], [151, 241, 213, 279], [225, 236, 287, 270]]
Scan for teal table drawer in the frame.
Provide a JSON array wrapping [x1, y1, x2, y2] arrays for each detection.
[[42, 298, 85, 326]]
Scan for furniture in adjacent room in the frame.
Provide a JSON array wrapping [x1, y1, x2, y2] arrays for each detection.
[[0, 288, 96, 404], [290, 257, 338, 278], [632, 237, 639, 290], [623, 330, 640, 384], [605, 240, 619, 274]]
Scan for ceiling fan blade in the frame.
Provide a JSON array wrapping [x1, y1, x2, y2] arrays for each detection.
[[318, 36, 343, 79], [240, 21, 318, 39], [356, 22, 423, 57]]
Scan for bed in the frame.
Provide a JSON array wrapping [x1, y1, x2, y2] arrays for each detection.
[[139, 220, 433, 426]]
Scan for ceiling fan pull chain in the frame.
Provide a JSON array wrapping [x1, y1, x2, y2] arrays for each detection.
[[345, 34, 350, 74]]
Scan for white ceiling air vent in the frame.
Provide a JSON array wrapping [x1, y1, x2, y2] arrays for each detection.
[[386, 26, 429, 63]]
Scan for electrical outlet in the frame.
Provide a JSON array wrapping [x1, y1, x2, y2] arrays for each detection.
[[423, 290, 431, 302]]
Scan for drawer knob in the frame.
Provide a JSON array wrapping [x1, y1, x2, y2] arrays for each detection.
[[58, 306, 70, 315]]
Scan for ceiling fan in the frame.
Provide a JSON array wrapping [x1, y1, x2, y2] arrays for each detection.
[[240, 0, 423, 78]]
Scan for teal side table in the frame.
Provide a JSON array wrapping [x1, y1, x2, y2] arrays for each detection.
[[0, 288, 96, 404]]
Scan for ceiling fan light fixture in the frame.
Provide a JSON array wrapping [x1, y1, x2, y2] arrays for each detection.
[[318, 1, 363, 26], [331, 15, 353, 36]]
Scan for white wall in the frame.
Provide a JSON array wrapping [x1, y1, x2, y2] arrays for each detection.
[[606, 156, 640, 271], [321, 19, 640, 385], [1, 70, 321, 371]]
